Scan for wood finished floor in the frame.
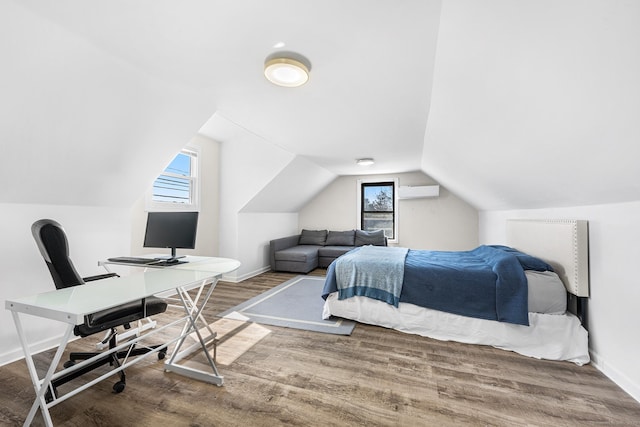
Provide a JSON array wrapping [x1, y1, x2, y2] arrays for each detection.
[[2, 269, 639, 426]]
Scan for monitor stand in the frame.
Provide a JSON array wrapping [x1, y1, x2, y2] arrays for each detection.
[[154, 248, 186, 262]]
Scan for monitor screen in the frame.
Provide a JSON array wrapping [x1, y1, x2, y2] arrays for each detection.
[[143, 211, 199, 258]]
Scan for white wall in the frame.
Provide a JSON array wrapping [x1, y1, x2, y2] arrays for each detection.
[[238, 212, 299, 280], [202, 113, 336, 280], [131, 134, 220, 258], [300, 171, 478, 250], [212, 114, 296, 280], [480, 202, 640, 402], [0, 204, 131, 365]]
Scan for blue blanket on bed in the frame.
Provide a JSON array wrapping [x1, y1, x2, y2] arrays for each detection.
[[335, 245, 409, 307], [322, 245, 553, 326]]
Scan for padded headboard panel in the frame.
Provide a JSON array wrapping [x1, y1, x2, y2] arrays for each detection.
[[507, 219, 589, 297]]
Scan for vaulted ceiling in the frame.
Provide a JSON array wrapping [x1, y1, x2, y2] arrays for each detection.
[[2, 1, 639, 211]]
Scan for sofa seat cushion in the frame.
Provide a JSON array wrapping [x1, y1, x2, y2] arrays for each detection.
[[318, 246, 355, 258], [275, 245, 321, 263]]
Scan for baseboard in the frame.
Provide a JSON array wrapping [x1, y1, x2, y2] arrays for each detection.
[[0, 349, 26, 367], [0, 335, 78, 367], [590, 350, 640, 403], [221, 265, 271, 283]]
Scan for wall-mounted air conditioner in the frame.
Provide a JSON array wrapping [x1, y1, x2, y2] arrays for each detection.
[[397, 185, 440, 200]]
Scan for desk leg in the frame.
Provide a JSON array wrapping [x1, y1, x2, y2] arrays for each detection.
[[180, 283, 217, 342], [12, 311, 74, 427], [164, 278, 223, 386]]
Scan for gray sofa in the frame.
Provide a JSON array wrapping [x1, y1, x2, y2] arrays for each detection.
[[269, 229, 387, 273]]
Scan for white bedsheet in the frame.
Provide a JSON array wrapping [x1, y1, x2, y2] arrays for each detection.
[[322, 292, 590, 365]]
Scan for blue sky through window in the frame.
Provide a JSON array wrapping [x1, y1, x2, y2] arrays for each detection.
[[152, 153, 192, 203], [165, 153, 191, 176]]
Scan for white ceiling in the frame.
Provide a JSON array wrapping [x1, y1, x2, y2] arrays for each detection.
[[2, 0, 640, 211], [16, 0, 441, 176]]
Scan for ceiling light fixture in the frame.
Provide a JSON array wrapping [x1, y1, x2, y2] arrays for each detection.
[[264, 52, 311, 88], [356, 158, 375, 166]]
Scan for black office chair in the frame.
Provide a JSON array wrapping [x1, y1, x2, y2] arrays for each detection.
[[31, 219, 168, 399]]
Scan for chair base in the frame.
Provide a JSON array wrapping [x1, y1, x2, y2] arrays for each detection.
[[45, 329, 166, 402]]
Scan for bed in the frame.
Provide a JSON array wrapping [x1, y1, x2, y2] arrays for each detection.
[[321, 219, 590, 365]]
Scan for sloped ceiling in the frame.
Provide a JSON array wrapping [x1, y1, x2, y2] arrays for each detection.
[[2, 0, 440, 210], [423, 0, 640, 210], [1, 1, 214, 206], [2, 1, 639, 212], [199, 112, 337, 213], [239, 156, 336, 213]]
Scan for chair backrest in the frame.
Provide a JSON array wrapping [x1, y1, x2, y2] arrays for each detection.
[[31, 219, 85, 289]]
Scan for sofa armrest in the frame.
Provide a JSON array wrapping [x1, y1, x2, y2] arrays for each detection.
[[269, 235, 301, 270]]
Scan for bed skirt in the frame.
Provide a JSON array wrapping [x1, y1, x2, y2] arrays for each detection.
[[322, 292, 589, 365]]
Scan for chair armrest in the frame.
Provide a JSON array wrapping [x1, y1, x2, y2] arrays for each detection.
[[83, 273, 120, 282], [269, 235, 301, 270]]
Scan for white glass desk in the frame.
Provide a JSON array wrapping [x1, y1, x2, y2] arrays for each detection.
[[5, 256, 240, 427]]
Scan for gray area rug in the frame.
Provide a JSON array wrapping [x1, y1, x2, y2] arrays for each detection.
[[217, 276, 356, 335]]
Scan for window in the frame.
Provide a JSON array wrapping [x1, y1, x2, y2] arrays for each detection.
[[147, 148, 199, 211], [358, 179, 397, 240]]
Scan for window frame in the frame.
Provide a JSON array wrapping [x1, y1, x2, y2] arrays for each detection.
[[146, 146, 201, 212], [356, 178, 398, 243]]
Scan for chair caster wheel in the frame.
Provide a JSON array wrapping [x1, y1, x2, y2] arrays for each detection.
[[63, 360, 75, 369], [158, 350, 166, 360], [113, 381, 126, 394]]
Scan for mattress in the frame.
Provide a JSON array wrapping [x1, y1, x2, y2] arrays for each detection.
[[322, 270, 588, 364], [322, 288, 588, 365]]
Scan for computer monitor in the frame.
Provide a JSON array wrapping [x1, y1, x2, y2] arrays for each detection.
[[143, 211, 199, 259]]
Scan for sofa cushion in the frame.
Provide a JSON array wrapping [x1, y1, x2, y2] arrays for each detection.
[[274, 245, 320, 263], [299, 229, 328, 245], [318, 246, 355, 258], [275, 259, 318, 273], [355, 229, 386, 246], [325, 230, 355, 246]]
